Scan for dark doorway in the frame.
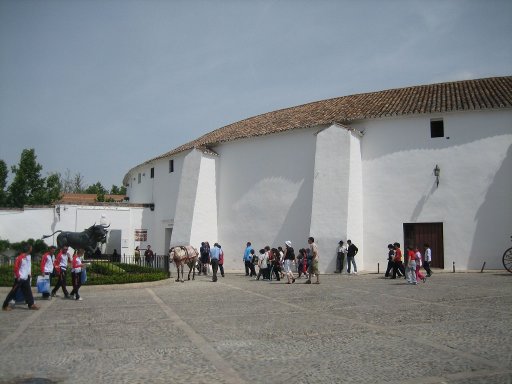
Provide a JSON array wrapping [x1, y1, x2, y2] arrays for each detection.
[[164, 227, 173, 254], [403, 222, 444, 268]]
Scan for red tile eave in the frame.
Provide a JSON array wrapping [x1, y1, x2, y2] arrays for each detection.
[[125, 76, 512, 177]]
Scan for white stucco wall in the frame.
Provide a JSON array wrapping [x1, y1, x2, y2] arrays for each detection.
[[171, 150, 202, 247], [310, 125, 357, 272], [0, 205, 146, 256], [125, 152, 185, 254], [215, 128, 317, 270], [121, 107, 511, 272], [359, 109, 512, 271], [189, 154, 218, 250], [345, 130, 364, 269]]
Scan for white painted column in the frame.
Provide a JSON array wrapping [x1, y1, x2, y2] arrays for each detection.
[[171, 149, 218, 247], [171, 150, 202, 246], [189, 154, 218, 248], [310, 125, 353, 273]]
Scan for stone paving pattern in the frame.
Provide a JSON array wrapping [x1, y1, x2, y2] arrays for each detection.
[[0, 271, 511, 384]]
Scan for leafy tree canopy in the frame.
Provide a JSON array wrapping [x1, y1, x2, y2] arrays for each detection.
[[1, 148, 126, 207], [0, 160, 7, 206], [7, 149, 46, 207]]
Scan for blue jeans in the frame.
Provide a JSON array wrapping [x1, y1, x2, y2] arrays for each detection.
[[347, 256, 357, 273]]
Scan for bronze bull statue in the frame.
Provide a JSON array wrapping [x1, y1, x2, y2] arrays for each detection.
[[42, 224, 109, 255]]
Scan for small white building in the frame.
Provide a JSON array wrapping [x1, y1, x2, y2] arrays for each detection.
[[0, 202, 149, 256], [123, 76, 512, 272]]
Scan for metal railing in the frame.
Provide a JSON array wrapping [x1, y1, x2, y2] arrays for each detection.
[[85, 253, 171, 278]]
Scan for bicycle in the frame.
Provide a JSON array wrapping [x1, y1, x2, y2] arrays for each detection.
[[503, 236, 512, 273]]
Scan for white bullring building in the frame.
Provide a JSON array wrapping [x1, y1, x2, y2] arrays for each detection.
[[124, 76, 512, 273]]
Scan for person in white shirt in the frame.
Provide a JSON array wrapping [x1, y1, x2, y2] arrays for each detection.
[[335, 240, 347, 273], [2, 244, 39, 311], [40, 245, 56, 299], [51, 246, 72, 298], [423, 243, 433, 277], [70, 249, 85, 300], [256, 249, 269, 280]]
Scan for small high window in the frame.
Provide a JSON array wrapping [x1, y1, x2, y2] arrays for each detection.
[[137, 173, 141, 184], [150, 167, 154, 179], [169, 159, 174, 173], [430, 119, 444, 138]]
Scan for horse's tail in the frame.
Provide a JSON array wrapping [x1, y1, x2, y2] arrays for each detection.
[[41, 230, 62, 240]]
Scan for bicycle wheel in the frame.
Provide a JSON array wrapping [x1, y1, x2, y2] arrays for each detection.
[[503, 247, 512, 273]]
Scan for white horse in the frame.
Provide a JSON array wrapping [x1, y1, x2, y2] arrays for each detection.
[[169, 246, 199, 282]]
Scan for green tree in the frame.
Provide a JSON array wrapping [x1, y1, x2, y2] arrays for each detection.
[[7, 149, 45, 207], [110, 185, 127, 195], [0, 160, 8, 206], [0, 238, 10, 253], [44, 173, 62, 204], [85, 181, 107, 202]]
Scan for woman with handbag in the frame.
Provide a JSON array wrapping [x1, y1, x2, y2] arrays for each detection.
[[40, 245, 56, 299]]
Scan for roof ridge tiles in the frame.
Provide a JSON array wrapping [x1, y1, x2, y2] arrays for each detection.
[[125, 76, 512, 180]]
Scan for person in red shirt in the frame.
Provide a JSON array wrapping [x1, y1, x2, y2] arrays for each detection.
[[51, 246, 72, 298], [405, 246, 418, 284], [392, 242, 405, 279], [2, 244, 39, 311], [40, 245, 56, 299], [70, 249, 85, 300]]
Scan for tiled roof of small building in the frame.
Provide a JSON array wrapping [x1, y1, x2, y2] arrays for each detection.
[[131, 76, 512, 172], [58, 193, 127, 204]]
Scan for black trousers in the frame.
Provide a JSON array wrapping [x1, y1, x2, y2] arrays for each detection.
[[211, 259, 219, 281], [336, 253, 345, 272], [271, 265, 281, 281], [52, 269, 69, 297], [385, 260, 394, 277], [3, 278, 34, 308], [243, 260, 256, 276], [70, 271, 82, 299], [392, 261, 405, 278], [423, 261, 432, 276], [256, 267, 269, 280], [219, 264, 225, 277]]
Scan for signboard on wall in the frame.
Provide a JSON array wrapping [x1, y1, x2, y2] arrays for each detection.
[[135, 229, 147, 242]]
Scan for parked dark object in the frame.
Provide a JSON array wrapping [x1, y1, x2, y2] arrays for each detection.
[[42, 224, 109, 256]]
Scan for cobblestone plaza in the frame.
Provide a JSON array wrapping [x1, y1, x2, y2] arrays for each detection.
[[0, 272, 511, 384]]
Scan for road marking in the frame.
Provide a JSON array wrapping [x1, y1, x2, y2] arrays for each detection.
[[147, 288, 248, 384], [220, 280, 503, 370], [0, 299, 53, 349]]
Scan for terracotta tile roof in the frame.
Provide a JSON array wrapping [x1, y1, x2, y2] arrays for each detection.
[[136, 76, 512, 169], [58, 193, 127, 203]]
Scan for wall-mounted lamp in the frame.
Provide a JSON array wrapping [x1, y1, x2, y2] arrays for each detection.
[[149, 203, 155, 211], [433, 164, 440, 187]]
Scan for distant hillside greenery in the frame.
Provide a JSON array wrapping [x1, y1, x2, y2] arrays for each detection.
[[0, 148, 126, 208]]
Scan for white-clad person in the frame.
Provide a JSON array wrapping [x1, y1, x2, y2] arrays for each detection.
[[70, 249, 86, 300], [40, 245, 56, 299]]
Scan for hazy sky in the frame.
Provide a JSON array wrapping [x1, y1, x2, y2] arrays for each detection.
[[1, 0, 511, 189]]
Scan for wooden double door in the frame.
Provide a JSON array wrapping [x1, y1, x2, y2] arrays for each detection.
[[403, 222, 444, 268]]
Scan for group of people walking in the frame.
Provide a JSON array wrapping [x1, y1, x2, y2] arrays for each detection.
[[243, 236, 321, 284], [384, 242, 433, 284], [2, 243, 87, 311]]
